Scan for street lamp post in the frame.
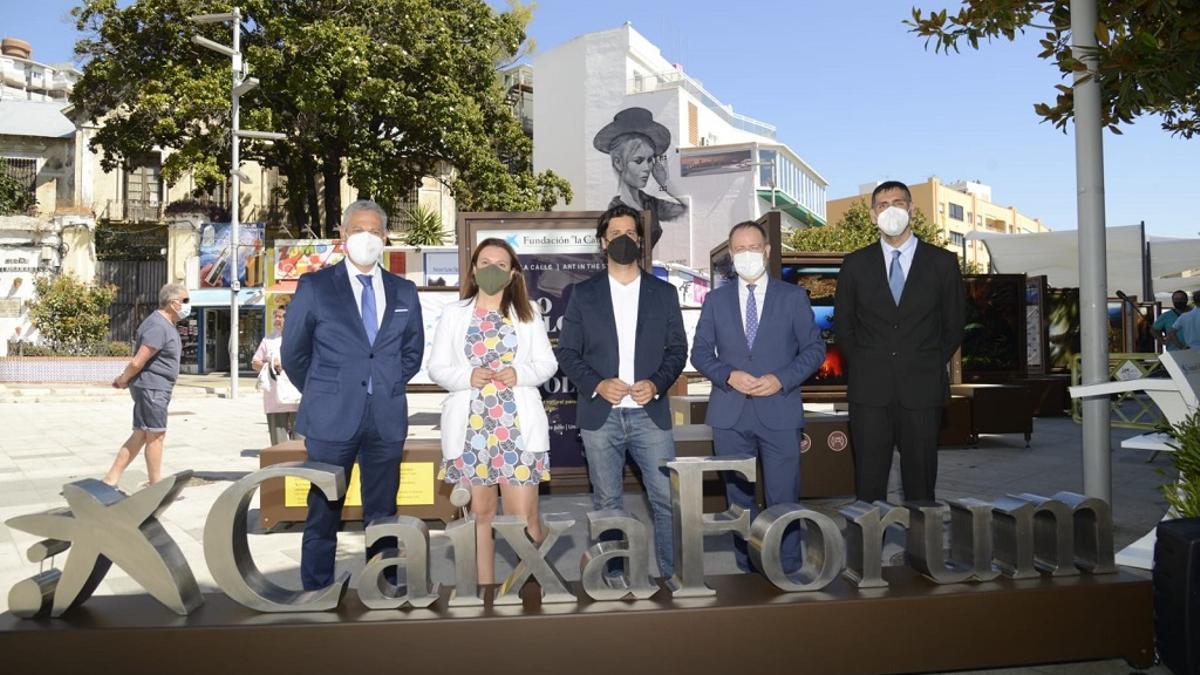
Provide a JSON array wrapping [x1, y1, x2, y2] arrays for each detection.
[[1070, 0, 1111, 503], [190, 8, 285, 399]]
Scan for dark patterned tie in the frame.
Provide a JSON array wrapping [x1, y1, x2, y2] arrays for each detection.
[[745, 283, 758, 350]]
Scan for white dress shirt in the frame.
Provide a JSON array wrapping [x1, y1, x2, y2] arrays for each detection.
[[609, 273, 641, 408], [880, 233, 918, 281], [737, 274, 767, 332], [345, 261, 385, 329]]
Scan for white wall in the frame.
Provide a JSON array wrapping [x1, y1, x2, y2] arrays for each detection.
[[532, 32, 591, 208]]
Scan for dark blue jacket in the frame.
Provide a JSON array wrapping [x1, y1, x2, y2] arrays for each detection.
[[282, 261, 424, 443], [691, 277, 825, 430], [557, 270, 687, 431]]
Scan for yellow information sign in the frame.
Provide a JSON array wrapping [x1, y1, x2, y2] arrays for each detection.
[[284, 462, 436, 508]]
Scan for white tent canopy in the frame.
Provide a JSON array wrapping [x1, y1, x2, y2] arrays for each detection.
[[968, 224, 1200, 300]]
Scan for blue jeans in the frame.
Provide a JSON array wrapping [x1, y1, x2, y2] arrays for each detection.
[[581, 407, 676, 578]]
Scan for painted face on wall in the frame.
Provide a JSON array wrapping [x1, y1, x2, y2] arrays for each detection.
[[610, 135, 654, 189]]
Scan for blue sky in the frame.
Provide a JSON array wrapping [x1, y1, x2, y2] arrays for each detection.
[[7, 0, 1197, 237]]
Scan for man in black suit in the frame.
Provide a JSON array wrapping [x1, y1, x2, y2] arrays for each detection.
[[834, 181, 964, 503], [557, 204, 688, 579]]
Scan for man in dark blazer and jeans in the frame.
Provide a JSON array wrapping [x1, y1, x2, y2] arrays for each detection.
[[557, 204, 688, 579], [834, 181, 964, 504]]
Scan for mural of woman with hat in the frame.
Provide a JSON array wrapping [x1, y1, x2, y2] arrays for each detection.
[[594, 107, 688, 249]]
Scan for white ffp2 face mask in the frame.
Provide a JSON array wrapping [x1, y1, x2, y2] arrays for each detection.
[[345, 231, 384, 267], [733, 250, 766, 280], [876, 206, 910, 237]]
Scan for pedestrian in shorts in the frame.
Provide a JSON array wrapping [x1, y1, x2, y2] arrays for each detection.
[[104, 283, 189, 488]]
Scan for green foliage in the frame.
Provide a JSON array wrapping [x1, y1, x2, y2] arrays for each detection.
[[908, 1, 1200, 138], [1164, 410, 1200, 518], [71, 0, 572, 236], [399, 203, 448, 246], [787, 199, 946, 253], [94, 221, 168, 261], [164, 198, 230, 223], [0, 172, 36, 215], [26, 275, 119, 355]]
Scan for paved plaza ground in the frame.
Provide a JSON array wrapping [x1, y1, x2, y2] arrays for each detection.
[[0, 378, 1176, 674]]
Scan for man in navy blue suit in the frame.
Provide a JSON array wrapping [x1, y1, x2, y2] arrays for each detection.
[[691, 220, 825, 573], [557, 204, 688, 579], [282, 199, 424, 590]]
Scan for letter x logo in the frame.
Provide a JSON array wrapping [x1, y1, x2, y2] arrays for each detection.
[[6, 473, 202, 617]]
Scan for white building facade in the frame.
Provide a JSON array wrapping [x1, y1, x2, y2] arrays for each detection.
[[533, 25, 826, 268]]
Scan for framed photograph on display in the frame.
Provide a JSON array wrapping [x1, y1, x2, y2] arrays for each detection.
[[961, 274, 1027, 382], [1046, 287, 1081, 373], [780, 253, 846, 392], [1137, 301, 1161, 353], [1025, 275, 1049, 375], [408, 288, 464, 389]]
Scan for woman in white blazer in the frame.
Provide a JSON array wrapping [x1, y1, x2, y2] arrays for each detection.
[[428, 238, 558, 585]]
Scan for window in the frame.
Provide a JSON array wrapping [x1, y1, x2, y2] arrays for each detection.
[[124, 156, 163, 222], [2, 157, 37, 197], [687, 102, 699, 146], [950, 232, 966, 246], [948, 203, 964, 221], [758, 149, 776, 188], [966, 211, 973, 225]]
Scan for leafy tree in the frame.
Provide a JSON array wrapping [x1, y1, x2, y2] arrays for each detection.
[[71, 0, 571, 237], [908, 1, 1200, 138], [400, 203, 448, 246], [0, 172, 36, 215], [94, 221, 168, 261], [27, 274, 118, 355], [788, 199, 946, 253]]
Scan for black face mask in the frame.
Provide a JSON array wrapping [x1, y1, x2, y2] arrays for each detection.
[[1175, 300, 1190, 312], [606, 235, 640, 265]]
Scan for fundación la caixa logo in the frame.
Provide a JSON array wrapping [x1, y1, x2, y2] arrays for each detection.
[[6, 456, 1117, 617]]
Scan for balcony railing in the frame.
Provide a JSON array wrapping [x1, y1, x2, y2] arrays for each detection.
[[123, 198, 163, 222]]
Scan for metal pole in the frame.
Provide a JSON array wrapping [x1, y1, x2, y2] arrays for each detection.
[[1071, 0, 1110, 502], [1140, 220, 1151, 301], [228, 6, 242, 399]]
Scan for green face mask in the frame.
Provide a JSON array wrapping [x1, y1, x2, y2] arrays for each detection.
[[475, 264, 513, 295]]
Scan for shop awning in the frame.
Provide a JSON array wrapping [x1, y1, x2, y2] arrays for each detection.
[[188, 287, 265, 307], [968, 224, 1200, 300]]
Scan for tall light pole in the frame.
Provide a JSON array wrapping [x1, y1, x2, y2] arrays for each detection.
[[190, 8, 285, 399], [1070, 0, 1111, 502]]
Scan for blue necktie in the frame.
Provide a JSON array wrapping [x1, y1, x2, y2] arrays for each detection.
[[888, 250, 904, 305], [745, 283, 758, 350], [358, 274, 377, 393]]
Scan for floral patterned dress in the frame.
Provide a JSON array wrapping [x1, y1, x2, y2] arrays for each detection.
[[441, 308, 549, 486]]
